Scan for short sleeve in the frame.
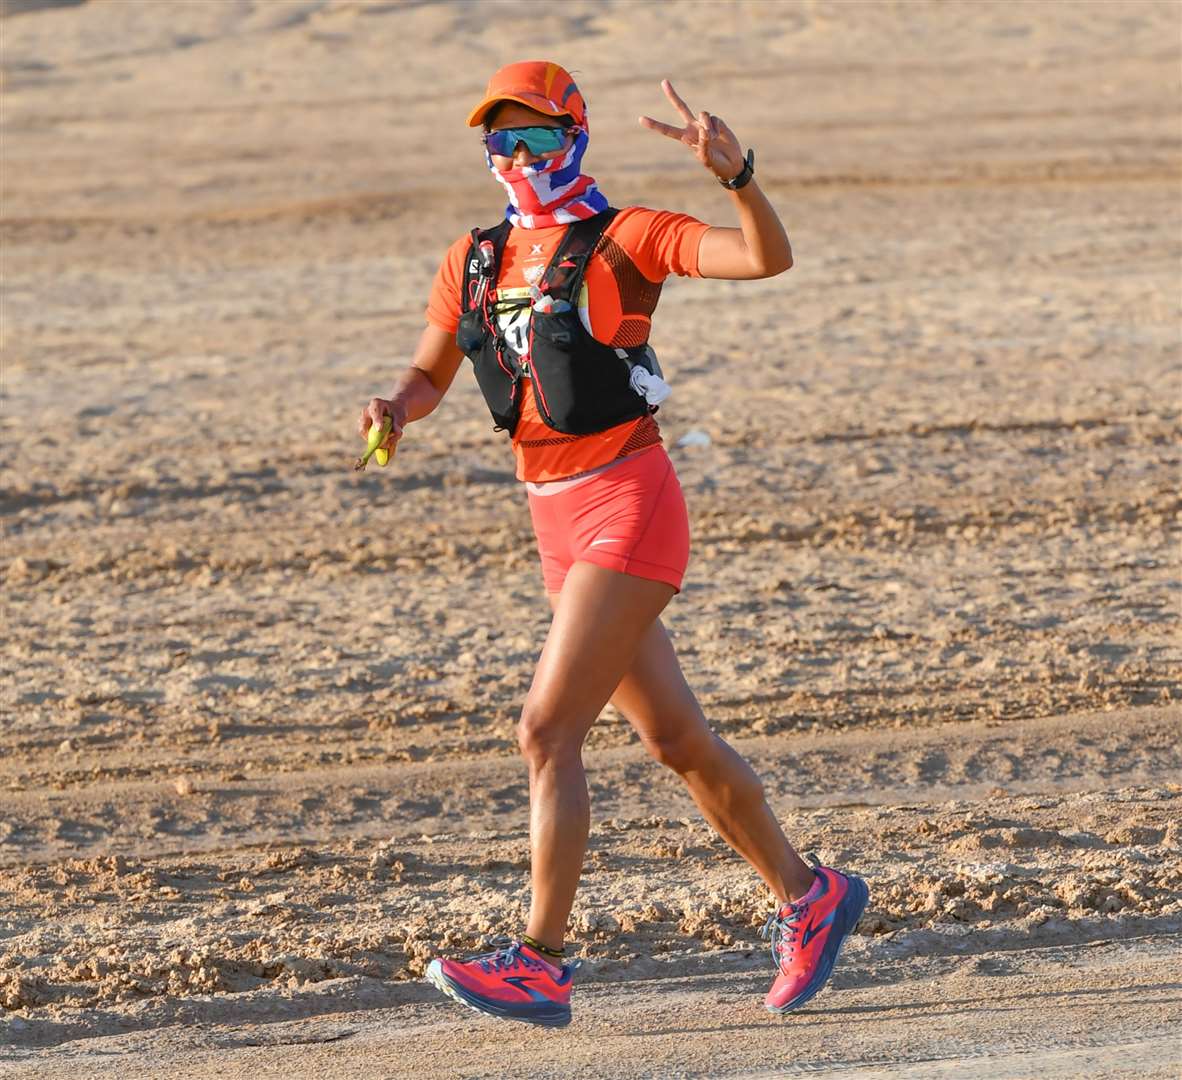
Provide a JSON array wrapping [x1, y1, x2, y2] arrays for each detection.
[[607, 207, 711, 282], [425, 234, 473, 334]]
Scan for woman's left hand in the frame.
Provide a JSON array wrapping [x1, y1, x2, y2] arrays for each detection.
[[639, 79, 745, 183]]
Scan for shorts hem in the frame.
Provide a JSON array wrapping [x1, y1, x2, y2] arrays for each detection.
[[575, 554, 684, 593]]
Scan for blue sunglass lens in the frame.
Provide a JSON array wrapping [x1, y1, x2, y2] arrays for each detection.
[[485, 126, 570, 157]]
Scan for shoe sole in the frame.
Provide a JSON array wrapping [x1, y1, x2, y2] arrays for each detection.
[[766, 873, 870, 1015], [426, 960, 572, 1028]]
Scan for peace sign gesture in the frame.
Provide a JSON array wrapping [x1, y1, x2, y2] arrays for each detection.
[[639, 79, 745, 183]]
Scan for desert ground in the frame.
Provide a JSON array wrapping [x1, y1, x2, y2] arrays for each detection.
[[1, 1, 1180, 1076]]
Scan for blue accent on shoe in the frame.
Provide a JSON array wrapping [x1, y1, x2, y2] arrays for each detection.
[[799, 907, 836, 949], [502, 975, 554, 1004]]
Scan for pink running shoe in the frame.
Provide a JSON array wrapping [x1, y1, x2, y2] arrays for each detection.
[[762, 864, 869, 1014], [426, 937, 580, 1028]]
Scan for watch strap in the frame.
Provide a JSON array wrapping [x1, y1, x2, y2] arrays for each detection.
[[719, 148, 755, 190]]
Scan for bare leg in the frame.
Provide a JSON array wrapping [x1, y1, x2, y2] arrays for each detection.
[[521, 562, 675, 952], [606, 616, 814, 902]]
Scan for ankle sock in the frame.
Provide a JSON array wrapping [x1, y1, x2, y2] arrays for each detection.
[[520, 933, 564, 961]]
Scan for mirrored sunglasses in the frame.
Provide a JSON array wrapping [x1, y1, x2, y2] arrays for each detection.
[[482, 125, 575, 158]]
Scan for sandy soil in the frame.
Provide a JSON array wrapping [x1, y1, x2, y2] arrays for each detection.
[[1, 1, 1180, 1076]]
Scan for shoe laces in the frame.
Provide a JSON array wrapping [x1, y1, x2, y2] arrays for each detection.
[[760, 899, 809, 965], [462, 936, 544, 975], [460, 935, 586, 977], [762, 856, 826, 968]]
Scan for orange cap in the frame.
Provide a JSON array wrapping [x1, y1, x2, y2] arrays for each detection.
[[466, 60, 588, 130]]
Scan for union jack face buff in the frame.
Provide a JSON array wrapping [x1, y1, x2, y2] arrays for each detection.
[[484, 127, 609, 230], [468, 60, 610, 230]]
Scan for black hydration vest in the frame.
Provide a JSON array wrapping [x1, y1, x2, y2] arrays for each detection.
[[455, 208, 660, 437]]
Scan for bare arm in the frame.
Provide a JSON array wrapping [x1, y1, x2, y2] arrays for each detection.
[[640, 79, 793, 281], [358, 323, 464, 452], [696, 179, 793, 280]]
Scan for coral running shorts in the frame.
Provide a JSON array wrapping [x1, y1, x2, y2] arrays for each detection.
[[526, 445, 691, 595]]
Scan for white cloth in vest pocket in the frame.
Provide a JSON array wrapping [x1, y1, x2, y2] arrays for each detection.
[[618, 346, 672, 406]]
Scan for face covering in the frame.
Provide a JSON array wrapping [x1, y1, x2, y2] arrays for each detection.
[[487, 127, 610, 229]]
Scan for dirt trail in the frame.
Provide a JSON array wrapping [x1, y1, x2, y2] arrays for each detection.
[[2, 706, 1179, 1075]]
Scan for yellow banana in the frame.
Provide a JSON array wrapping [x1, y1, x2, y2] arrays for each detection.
[[354, 415, 393, 471]]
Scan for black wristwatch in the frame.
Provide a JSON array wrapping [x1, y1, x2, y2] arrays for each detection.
[[718, 148, 755, 190]]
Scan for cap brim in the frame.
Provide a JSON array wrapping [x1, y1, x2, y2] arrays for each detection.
[[466, 91, 571, 128]]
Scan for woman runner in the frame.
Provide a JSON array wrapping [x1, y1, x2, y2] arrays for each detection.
[[359, 61, 868, 1028]]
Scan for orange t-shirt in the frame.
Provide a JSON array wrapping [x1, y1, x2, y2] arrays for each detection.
[[426, 207, 710, 482]]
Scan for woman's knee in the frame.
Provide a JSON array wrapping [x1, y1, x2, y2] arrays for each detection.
[[516, 698, 585, 767], [640, 724, 716, 775]]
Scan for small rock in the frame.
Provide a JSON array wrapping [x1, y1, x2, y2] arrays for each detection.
[[174, 777, 195, 796], [58, 738, 75, 754], [368, 846, 405, 881], [8, 557, 47, 583]]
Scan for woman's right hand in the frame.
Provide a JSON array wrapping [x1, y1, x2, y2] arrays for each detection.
[[357, 327, 466, 456], [359, 397, 407, 453]]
